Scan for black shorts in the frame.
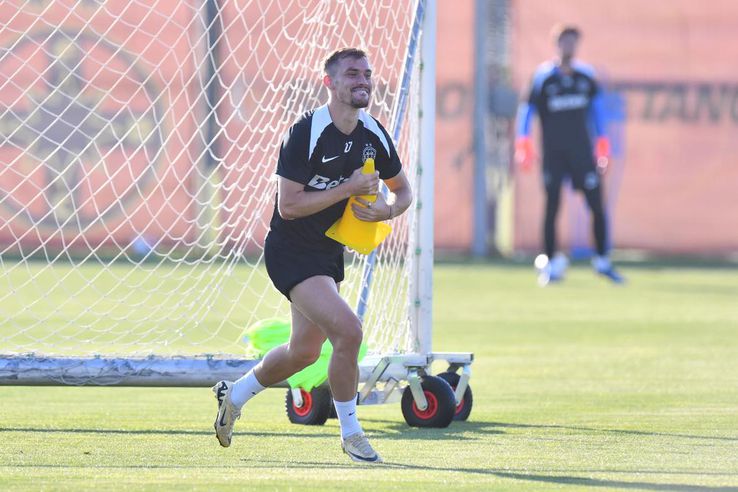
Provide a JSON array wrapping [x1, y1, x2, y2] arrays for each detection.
[[264, 232, 344, 301], [543, 147, 600, 192]]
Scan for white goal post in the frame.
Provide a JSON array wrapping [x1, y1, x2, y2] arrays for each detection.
[[0, 0, 472, 392]]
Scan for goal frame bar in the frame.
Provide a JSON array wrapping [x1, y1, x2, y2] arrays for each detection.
[[0, 0, 474, 390]]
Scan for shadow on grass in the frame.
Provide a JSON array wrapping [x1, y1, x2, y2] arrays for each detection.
[[10, 459, 737, 490], [485, 421, 738, 442], [240, 459, 738, 491], [361, 419, 738, 442], [480, 470, 738, 491], [0, 420, 499, 441], [0, 427, 331, 439], [361, 420, 503, 440], [5, 419, 733, 444], [3, 424, 735, 491]]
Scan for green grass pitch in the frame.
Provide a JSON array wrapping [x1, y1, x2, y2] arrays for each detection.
[[1, 263, 737, 491]]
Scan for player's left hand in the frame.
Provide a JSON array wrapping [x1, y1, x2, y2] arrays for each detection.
[[352, 195, 391, 222], [595, 136, 611, 175]]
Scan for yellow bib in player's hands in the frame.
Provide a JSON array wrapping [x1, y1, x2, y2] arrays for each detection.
[[325, 158, 392, 255]]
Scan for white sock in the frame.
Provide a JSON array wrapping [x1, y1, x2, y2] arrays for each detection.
[[333, 396, 363, 439], [230, 369, 266, 408]]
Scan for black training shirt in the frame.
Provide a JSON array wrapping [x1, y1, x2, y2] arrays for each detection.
[[526, 61, 600, 153], [268, 105, 402, 253]]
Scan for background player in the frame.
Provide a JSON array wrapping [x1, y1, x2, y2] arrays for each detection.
[[515, 25, 624, 285], [212, 48, 413, 463]]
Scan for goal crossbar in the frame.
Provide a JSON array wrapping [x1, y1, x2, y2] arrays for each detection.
[[0, 0, 472, 390]]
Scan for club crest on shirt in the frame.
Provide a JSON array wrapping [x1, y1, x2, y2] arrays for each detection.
[[362, 143, 377, 163]]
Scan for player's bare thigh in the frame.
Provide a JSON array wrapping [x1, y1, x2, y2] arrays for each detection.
[[289, 276, 362, 342]]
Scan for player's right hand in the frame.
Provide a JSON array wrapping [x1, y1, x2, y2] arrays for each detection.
[[347, 167, 379, 196], [514, 136, 536, 172]]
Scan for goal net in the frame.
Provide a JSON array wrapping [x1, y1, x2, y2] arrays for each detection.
[[0, 0, 427, 385]]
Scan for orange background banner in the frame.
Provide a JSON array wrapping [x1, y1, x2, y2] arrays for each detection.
[[2, 1, 737, 256], [510, 0, 738, 255], [433, 0, 475, 251]]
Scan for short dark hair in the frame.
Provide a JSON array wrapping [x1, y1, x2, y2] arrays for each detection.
[[324, 48, 367, 76], [553, 24, 581, 42]]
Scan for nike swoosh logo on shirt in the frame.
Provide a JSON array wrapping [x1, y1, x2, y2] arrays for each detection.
[[322, 155, 340, 163]]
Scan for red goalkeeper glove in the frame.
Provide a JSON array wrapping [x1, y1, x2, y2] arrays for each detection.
[[595, 136, 611, 174], [514, 136, 536, 172]]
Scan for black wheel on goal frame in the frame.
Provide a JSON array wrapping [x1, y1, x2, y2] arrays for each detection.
[[400, 375, 456, 428], [285, 387, 332, 425], [436, 370, 473, 421]]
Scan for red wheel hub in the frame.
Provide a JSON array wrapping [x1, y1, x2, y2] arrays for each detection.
[[411, 390, 439, 419], [293, 389, 313, 417]]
